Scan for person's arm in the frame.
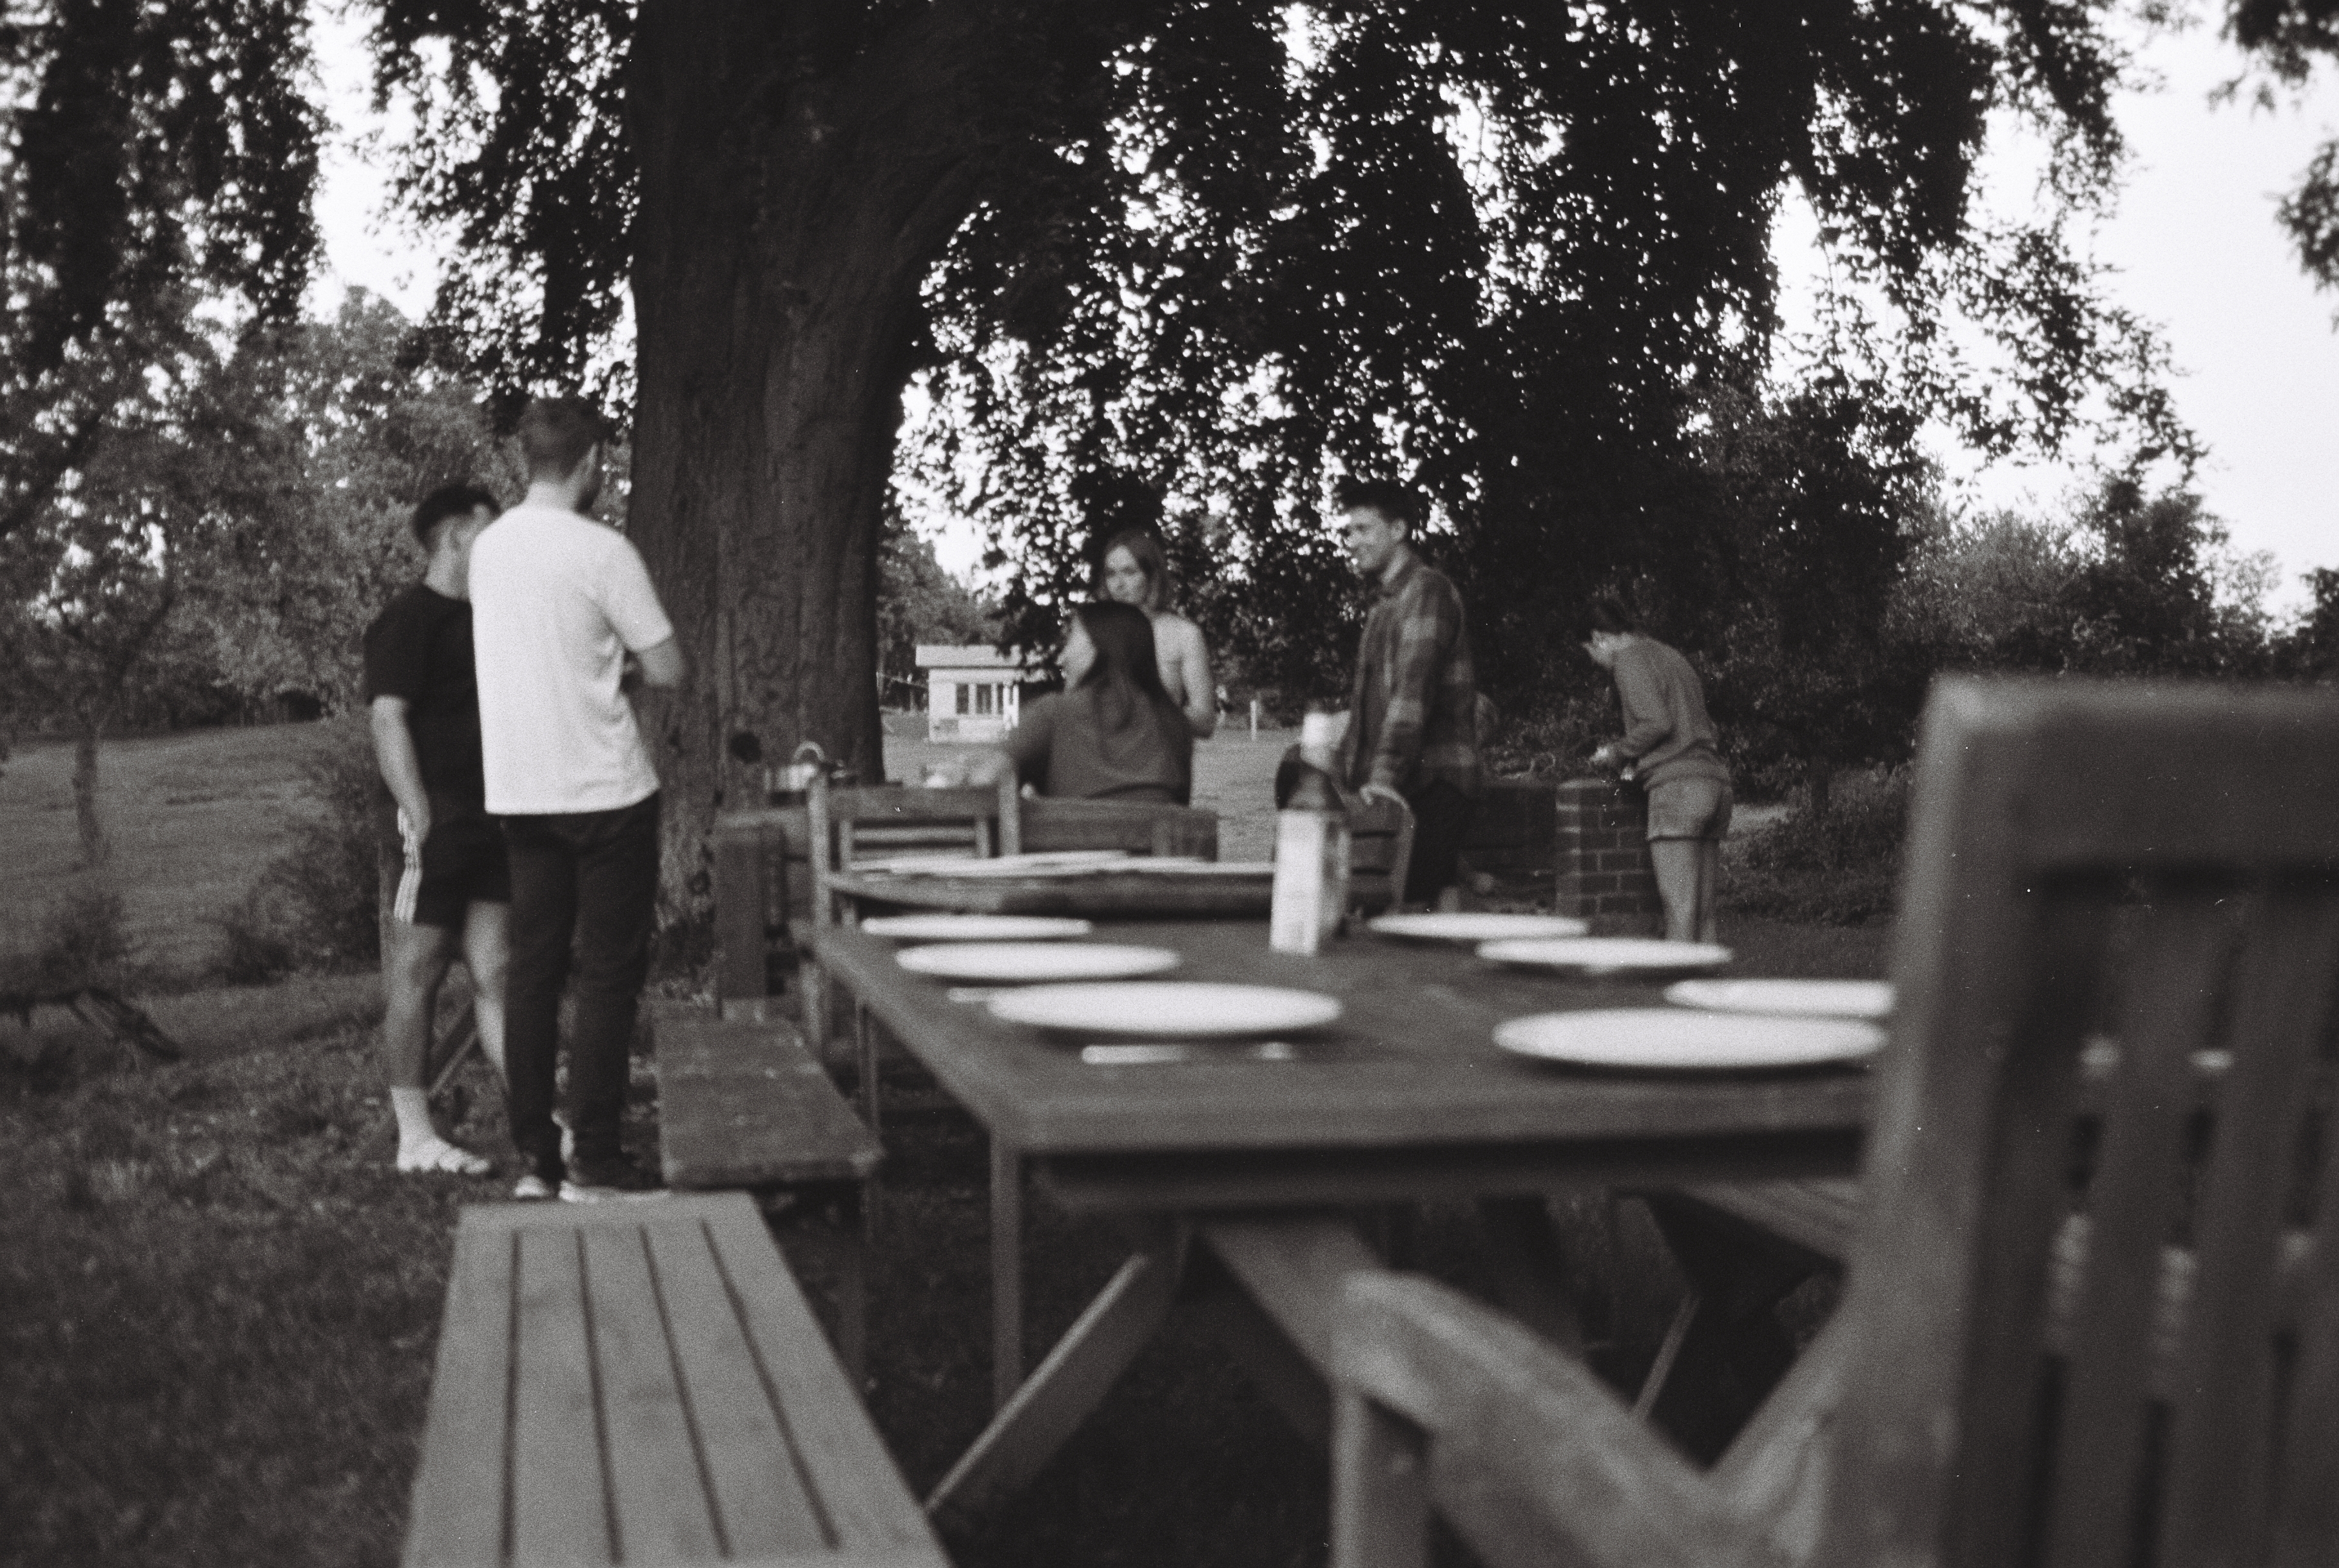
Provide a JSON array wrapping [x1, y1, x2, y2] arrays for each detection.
[[1606, 647, 1674, 763], [1172, 621, 1219, 739], [632, 636, 684, 689], [1361, 580, 1459, 805], [369, 697, 432, 840], [1001, 696, 1055, 790]]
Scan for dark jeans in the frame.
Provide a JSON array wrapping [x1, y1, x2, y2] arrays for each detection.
[[501, 793, 660, 1178], [1404, 780, 1477, 902]]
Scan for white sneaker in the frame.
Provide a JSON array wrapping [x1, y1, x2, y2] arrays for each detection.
[[512, 1173, 556, 1200]]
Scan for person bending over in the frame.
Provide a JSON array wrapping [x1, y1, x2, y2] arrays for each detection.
[[363, 482, 509, 1176], [469, 396, 684, 1202], [980, 601, 1194, 804], [1097, 527, 1219, 739], [1582, 595, 1732, 944]]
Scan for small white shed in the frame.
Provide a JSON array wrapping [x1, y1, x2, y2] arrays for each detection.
[[917, 644, 1028, 742]]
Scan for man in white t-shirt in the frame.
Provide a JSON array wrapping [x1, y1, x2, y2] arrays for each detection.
[[469, 396, 684, 1201]]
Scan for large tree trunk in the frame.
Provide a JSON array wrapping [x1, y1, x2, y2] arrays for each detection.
[[72, 719, 108, 867], [625, 0, 985, 915]]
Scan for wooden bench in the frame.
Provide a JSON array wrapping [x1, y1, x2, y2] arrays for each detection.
[[651, 1000, 886, 1380], [402, 1193, 944, 1568]]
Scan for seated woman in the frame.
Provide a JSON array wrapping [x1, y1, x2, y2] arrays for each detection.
[[1097, 528, 1219, 738], [986, 600, 1194, 804]]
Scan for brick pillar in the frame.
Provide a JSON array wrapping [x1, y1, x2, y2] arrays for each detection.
[[1553, 778, 1660, 932]]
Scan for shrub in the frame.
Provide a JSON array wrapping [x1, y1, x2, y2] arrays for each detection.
[[1727, 768, 1908, 926], [217, 719, 385, 982], [1480, 688, 1612, 780], [24, 882, 135, 991]]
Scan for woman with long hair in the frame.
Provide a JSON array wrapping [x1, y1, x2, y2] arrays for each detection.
[[1096, 528, 1219, 738], [995, 601, 1194, 804]]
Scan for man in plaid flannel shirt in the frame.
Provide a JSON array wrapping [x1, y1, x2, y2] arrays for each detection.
[[1330, 477, 1483, 904]]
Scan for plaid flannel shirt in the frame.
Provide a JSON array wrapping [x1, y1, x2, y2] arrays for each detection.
[[1335, 551, 1482, 799]]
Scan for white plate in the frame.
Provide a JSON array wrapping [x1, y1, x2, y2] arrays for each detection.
[[989, 982, 1343, 1038], [1368, 912, 1591, 944], [1665, 979, 1894, 1021], [1478, 937, 1732, 977], [860, 915, 1095, 942], [859, 851, 1132, 878], [1118, 859, 1279, 876], [896, 943, 1179, 983], [1494, 1009, 1885, 1070]]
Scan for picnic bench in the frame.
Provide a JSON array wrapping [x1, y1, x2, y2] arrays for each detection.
[[650, 1000, 885, 1379], [1326, 676, 2339, 1568], [402, 1193, 945, 1568]]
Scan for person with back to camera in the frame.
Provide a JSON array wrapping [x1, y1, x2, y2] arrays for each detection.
[[1581, 594, 1732, 944], [1097, 527, 1219, 739], [468, 395, 685, 1202], [975, 600, 1194, 804]]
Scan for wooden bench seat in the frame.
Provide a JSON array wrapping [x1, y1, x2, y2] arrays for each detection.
[[402, 1193, 944, 1568], [652, 1000, 885, 1379]]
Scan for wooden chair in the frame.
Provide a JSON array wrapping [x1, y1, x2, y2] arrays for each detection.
[[1020, 795, 1219, 860], [1330, 676, 2339, 1568], [804, 770, 1020, 1086]]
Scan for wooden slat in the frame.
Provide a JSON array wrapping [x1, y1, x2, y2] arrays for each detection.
[[2160, 884, 2339, 1567], [2274, 1093, 2339, 1567], [2044, 888, 2234, 1568], [652, 1003, 883, 1190], [641, 1210, 830, 1557], [509, 1228, 612, 1565], [1198, 1215, 1386, 1377], [402, 1219, 516, 1568], [577, 1224, 724, 1564], [705, 1203, 946, 1562]]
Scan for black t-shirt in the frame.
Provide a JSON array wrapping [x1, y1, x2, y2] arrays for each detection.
[[362, 585, 486, 809]]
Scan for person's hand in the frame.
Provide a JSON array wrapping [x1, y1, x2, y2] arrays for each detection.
[[1359, 782, 1406, 809]]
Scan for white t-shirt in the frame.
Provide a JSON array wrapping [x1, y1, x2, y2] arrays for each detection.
[[469, 503, 675, 815]]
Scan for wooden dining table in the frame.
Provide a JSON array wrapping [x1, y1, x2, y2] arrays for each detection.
[[812, 919, 1874, 1524]]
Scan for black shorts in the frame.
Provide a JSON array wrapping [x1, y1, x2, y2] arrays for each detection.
[[391, 809, 510, 929]]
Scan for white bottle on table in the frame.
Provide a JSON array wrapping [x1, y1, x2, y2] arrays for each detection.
[[1270, 711, 1352, 954]]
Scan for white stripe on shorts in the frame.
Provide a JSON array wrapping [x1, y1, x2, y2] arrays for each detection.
[[393, 809, 423, 925]]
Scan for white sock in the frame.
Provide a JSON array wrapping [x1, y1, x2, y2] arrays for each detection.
[[391, 1087, 436, 1150]]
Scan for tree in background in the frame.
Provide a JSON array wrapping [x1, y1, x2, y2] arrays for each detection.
[[876, 508, 995, 706], [0, 339, 298, 862], [1665, 381, 1931, 817], [0, 0, 320, 544], [365, 0, 2188, 905]]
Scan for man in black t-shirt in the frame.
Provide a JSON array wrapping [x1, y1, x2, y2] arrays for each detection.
[[362, 483, 509, 1176]]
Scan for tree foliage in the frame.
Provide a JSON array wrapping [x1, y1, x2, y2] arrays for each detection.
[[0, 0, 322, 543]]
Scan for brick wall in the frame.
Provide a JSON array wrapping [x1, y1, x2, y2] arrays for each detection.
[[1553, 778, 1660, 931]]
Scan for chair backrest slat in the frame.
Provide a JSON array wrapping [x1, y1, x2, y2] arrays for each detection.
[[1821, 678, 2339, 1568], [2161, 884, 2339, 1567], [806, 775, 1021, 927]]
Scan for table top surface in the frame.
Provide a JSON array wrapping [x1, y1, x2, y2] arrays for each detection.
[[815, 920, 1872, 1161]]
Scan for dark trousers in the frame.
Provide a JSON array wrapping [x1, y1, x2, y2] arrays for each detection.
[[501, 793, 660, 1178], [1404, 780, 1477, 902]]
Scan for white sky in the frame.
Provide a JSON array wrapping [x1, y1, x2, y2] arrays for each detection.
[[308, 5, 2339, 611]]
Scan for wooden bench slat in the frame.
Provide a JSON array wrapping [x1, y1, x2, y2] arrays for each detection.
[[713, 1212, 942, 1555], [579, 1226, 726, 1564], [654, 1005, 882, 1190], [641, 1218, 831, 1556], [403, 1222, 516, 1568], [512, 1229, 614, 1565]]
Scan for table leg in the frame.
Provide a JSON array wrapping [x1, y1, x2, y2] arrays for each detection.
[[1477, 1194, 1586, 1354], [855, 1000, 880, 1135], [928, 1227, 1187, 1528], [991, 1137, 1024, 1412]]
